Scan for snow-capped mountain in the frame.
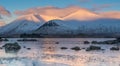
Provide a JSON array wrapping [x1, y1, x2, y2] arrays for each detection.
[[34, 20, 74, 35], [0, 14, 45, 35], [0, 14, 65, 37], [1, 6, 120, 37]]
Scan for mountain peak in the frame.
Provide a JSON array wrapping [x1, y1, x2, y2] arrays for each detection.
[[41, 20, 60, 27], [34, 19, 72, 35]]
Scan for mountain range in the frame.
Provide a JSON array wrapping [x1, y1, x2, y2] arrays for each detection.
[[0, 8, 120, 37]]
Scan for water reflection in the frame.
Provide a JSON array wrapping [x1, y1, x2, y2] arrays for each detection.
[[41, 38, 57, 54]]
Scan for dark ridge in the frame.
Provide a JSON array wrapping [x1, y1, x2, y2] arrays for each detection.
[[40, 20, 60, 27]]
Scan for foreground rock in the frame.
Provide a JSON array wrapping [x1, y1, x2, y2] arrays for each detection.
[[2, 42, 21, 53], [0, 38, 9, 41]]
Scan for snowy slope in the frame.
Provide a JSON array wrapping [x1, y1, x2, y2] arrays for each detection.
[[63, 18, 120, 34], [0, 20, 41, 35]]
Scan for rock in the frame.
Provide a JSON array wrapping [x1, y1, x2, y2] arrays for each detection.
[[55, 42, 59, 44], [71, 46, 81, 51], [110, 47, 119, 51], [86, 46, 101, 51], [2, 42, 21, 53], [61, 47, 68, 50], [4, 38, 9, 41], [27, 48, 31, 50], [91, 41, 98, 44], [84, 41, 90, 44], [0, 38, 9, 41]]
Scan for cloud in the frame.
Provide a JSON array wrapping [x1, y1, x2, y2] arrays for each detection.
[[14, 6, 84, 17], [0, 6, 11, 17], [15, 6, 59, 15], [91, 4, 113, 11]]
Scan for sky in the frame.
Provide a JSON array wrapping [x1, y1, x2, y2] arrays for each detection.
[[0, 0, 120, 23]]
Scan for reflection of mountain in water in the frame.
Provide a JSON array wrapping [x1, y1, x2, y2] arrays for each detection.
[[41, 38, 57, 54]]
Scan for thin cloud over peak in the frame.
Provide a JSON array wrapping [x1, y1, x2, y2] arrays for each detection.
[[0, 6, 11, 17], [100, 11, 120, 19]]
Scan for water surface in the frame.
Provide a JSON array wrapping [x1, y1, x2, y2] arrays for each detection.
[[0, 38, 120, 66]]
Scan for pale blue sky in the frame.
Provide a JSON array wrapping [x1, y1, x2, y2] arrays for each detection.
[[0, 0, 120, 12]]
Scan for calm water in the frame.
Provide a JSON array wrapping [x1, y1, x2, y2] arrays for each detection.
[[0, 38, 120, 66]]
